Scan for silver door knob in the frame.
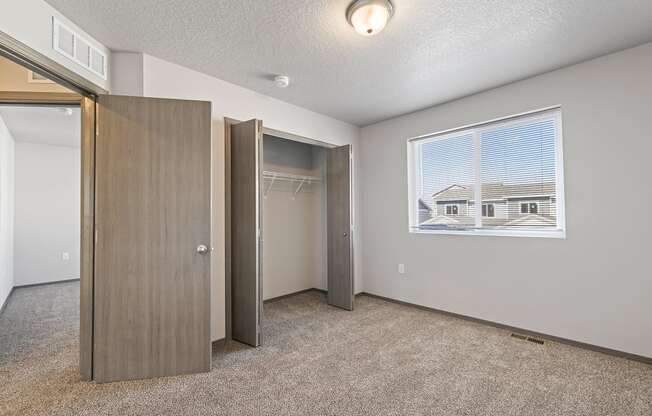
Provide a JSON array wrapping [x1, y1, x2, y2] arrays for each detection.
[[196, 244, 209, 254], [343, 232, 348, 237]]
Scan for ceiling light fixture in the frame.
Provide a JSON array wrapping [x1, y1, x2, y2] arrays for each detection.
[[346, 0, 394, 36]]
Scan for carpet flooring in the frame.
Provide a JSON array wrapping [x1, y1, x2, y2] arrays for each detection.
[[1, 281, 651, 415]]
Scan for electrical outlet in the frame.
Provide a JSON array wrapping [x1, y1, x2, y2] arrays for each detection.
[[62, 252, 70, 261], [398, 263, 405, 274]]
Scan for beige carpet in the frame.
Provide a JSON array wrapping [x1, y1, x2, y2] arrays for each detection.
[[1, 281, 651, 415]]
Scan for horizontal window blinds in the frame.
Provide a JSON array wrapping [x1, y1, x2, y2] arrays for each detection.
[[409, 108, 564, 236]]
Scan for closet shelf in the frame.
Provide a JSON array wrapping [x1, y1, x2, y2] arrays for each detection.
[[263, 170, 321, 198], [262, 170, 321, 182]]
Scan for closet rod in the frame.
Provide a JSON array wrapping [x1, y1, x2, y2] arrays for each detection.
[[262, 170, 321, 182]]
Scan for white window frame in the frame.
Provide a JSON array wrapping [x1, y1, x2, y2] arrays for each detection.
[[407, 106, 566, 239]]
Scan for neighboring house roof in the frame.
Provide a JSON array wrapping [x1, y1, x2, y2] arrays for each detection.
[[500, 214, 556, 228], [421, 215, 465, 225], [422, 213, 556, 228], [432, 182, 556, 202], [418, 198, 433, 212], [432, 184, 473, 201]]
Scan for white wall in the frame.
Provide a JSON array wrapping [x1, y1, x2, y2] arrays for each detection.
[[0, 116, 15, 309], [0, 0, 110, 91], [359, 42, 652, 359], [13, 142, 80, 286], [141, 54, 362, 341], [263, 184, 322, 300], [110, 52, 143, 96]]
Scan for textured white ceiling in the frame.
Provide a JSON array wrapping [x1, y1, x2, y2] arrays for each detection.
[[0, 106, 80, 147], [44, 0, 652, 126]]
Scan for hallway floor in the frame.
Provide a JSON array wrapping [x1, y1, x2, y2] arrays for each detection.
[[1, 281, 651, 415]]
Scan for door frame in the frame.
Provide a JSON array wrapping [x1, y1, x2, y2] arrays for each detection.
[[1, 30, 102, 381], [0, 31, 107, 96]]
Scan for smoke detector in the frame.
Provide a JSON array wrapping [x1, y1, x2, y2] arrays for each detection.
[[274, 75, 290, 88]]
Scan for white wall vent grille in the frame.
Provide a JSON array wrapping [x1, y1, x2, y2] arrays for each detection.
[[90, 49, 105, 76], [52, 17, 107, 80], [75, 37, 91, 67]]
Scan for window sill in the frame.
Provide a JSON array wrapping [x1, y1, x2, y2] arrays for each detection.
[[409, 228, 566, 239]]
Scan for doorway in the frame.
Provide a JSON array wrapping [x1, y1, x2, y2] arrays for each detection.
[[0, 56, 82, 289], [1, 35, 213, 383], [0, 52, 92, 375], [1, 104, 82, 287]]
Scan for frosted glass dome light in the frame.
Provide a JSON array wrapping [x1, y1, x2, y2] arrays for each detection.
[[346, 0, 394, 36]]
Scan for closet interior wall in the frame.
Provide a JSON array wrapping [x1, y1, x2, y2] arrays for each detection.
[[262, 135, 327, 300]]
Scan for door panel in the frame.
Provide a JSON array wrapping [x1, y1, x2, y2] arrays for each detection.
[[229, 119, 262, 347], [93, 95, 211, 382], [327, 145, 354, 310]]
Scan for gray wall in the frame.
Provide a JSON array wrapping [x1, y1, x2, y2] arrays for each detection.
[[14, 142, 80, 286], [359, 42, 652, 358], [0, 116, 15, 308], [263, 134, 315, 170]]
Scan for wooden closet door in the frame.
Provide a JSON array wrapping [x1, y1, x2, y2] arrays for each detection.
[[93, 95, 212, 382], [228, 119, 263, 347], [327, 145, 354, 310]]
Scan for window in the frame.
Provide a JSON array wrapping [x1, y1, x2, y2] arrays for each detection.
[[520, 202, 538, 214], [408, 107, 565, 238], [445, 205, 459, 215], [482, 204, 495, 217]]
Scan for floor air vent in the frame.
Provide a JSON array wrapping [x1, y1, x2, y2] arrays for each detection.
[[511, 333, 545, 345]]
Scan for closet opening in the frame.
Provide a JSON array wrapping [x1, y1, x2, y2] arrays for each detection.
[[262, 134, 328, 302], [226, 120, 354, 348]]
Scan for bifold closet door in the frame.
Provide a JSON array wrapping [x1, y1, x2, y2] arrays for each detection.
[[93, 95, 212, 383], [228, 119, 263, 347], [327, 145, 354, 310]]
